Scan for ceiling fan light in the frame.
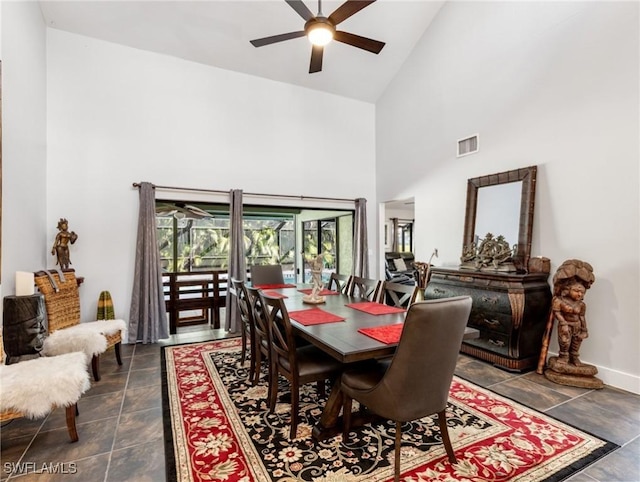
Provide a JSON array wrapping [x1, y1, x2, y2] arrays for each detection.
[[307, 24, 334, 46]]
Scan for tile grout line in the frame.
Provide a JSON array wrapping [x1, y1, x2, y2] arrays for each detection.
[[3, 417, 49, 481], [102, 345, 136, 482]]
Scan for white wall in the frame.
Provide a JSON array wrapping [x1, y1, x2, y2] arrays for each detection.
[[45, 29, 376, 325], [377, 2, 639, 393], [1, 2, 48, 302]]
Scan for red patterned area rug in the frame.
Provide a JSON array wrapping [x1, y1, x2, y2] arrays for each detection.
[[161, 339, 617, 482]]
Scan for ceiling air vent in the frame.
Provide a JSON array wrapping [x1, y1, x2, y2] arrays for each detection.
[[457, 134, 479, 157]]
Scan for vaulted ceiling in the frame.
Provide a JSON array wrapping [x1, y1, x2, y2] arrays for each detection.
[[39, 1, 444, 103]]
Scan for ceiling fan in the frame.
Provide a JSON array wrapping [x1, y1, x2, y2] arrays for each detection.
[[250, 0, 385, 74], [156, 202, 212, 220]]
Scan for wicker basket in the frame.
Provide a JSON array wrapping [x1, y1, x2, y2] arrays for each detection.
[[34, 270, 82, 333]]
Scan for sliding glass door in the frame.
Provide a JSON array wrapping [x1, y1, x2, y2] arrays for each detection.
[[302, 219, 337, 283]]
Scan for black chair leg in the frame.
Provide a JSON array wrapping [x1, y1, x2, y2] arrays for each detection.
[[91, 355, 100, 381], [395, 420, 402, 482], [438, 409, 457, 464], [268, 362, 279, 412], [289, 382, 299, 440], [115, 342, 122, 366], [240, 325, 247, 364]]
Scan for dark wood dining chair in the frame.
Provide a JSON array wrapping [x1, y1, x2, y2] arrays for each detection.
[[231, 278, 256, 382], [327, 272, 352, 294], [341, 296, 473, 482], [250, 264, 285, 286], [348, 276, 382, 302], [245, 286, 273, 389], [259, 292, 343, 440], [381, 280, 419, 308]]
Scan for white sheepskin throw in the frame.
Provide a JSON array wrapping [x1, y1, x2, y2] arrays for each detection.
[[42, 329, 106, 359], [41, 319, 125, 359], [0, 352, 90, 419], [78, 319, 127, 337]]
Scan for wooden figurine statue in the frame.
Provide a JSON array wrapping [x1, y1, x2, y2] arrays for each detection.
[[303, 253, 326, 304], [538, 259, 603, 389], [51, 218, 78, 269]]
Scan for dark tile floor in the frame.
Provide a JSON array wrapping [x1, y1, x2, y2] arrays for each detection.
[[1, 326, 639, 481]]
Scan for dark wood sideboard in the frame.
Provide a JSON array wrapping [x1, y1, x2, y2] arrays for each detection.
[[424, 267, 551, 372]]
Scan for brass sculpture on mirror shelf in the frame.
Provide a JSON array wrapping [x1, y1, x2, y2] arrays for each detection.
[[460, 233, 517, 272], [51, 218, 78, 270], [303, 253, 326, 304], [463, 166, 537, 273], [537, 259, 603, 389]]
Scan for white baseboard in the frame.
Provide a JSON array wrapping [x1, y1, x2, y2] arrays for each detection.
[[545, 350, 640, 395]]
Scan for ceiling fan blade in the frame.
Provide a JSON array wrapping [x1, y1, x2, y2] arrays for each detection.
[[286, 0, 315, 21], [334, 30, 385, 54], [328, 0, 376, 25], [250, 30, 306, 47], [309, 45, 324, 73]]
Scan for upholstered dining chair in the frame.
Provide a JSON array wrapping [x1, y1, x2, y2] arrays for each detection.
[[380, 280, 419, 309], [246, 286, 273, 388], [348, 276, 382, 302], [35, 269, 126, 382], [250, 264, 285, 287], [231, 278, 256, 382], [327, 272, 352, 294], [259, 292, 344, 440], [341, 296, 473, 482]]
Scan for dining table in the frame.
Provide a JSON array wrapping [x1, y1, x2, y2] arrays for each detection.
[[257, 283, 479, 440]]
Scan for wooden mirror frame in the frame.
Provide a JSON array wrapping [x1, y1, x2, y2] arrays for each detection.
[[463, 165, 537, 273]]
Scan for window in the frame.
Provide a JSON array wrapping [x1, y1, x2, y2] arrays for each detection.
[[396, 222, 413, 252], [156, 201, 352, 282]]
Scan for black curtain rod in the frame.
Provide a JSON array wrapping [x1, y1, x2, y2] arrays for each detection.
[[132, 182, 356, 203]]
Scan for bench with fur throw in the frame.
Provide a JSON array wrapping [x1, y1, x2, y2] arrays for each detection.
[[34, 269, 126, 381], [0, 350, 90, 442]]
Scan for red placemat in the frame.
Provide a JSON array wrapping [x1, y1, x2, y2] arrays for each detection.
[[254, 283, 296, 289], [261, 290, 288, 299], [297, 288, 340, 296], [288, 308, 346, 326], [346, 302, 406, 315], [358, 324, 403, 344]]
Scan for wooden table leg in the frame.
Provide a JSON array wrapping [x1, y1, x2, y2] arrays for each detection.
[[312, 377, 382, 441], [312, 378, 344, 441]]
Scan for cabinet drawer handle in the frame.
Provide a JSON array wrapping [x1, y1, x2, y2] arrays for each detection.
[[488, 339, 505, 347], [433, 288, 447, 295], [483, 318, 500, 327], [481, 296, 499, 304]]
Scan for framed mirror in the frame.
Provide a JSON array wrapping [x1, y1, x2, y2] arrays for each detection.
[[462, 165, 537, 272]]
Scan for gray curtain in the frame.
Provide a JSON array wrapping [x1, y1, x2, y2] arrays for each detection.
[[391, 217, 399, 252], [353, 197, 369, 278], [225, 189, 245, 333], [129, 182, 169, 344]]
